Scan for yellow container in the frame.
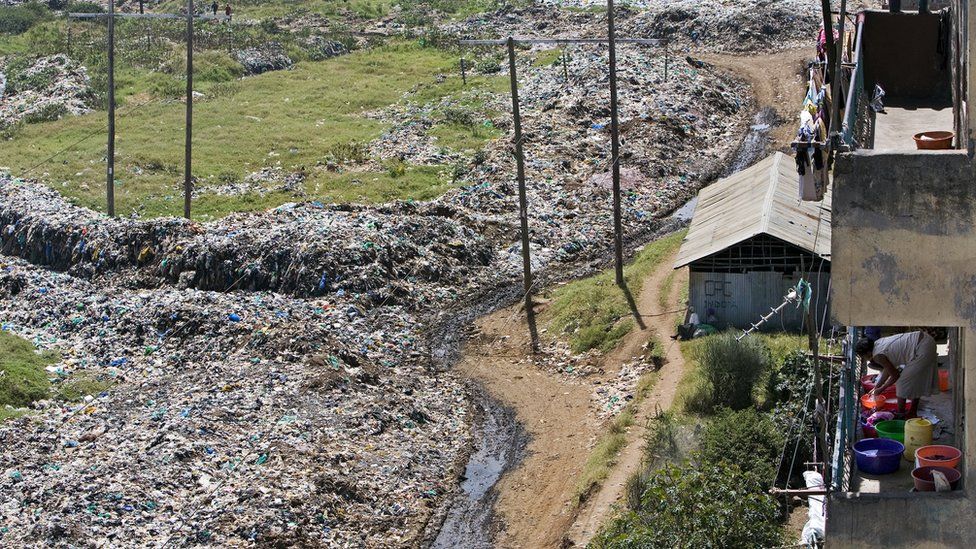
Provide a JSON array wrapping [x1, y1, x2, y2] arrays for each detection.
[[905, 418, 934, 461]]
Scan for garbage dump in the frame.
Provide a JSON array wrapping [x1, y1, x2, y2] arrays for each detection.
[[0, 2, 798, 545], [447, 1, 821, 53], [0, 255, 472, 547]]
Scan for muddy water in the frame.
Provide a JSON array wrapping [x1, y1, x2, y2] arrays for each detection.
[[430, 108, 775, 548], [431, 396, 526, 549]]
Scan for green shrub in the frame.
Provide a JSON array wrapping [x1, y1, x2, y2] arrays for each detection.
[[692, 333, 771, 411], [146, 72, 185, 99], [385, 158, 407, 178], [593, 461, 784, 548], [194, 51, 244, 83], [0, 4, 50, 35], [324, 142, 369, 165], [698, 408, 784, 485], [768, 350, 827, 484]]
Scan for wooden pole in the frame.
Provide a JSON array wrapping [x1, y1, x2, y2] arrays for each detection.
[[507, 37, 533, 309], [106, 0, 116, 217], [184, 0, 194, 220], [607, 0, 624, 286]]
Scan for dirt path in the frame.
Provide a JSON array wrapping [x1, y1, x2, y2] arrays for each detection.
[[564, 261, 689, 546], [456, 305, 602, 548], [701, 47, 810, 150]]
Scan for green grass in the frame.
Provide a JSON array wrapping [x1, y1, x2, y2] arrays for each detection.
[[544, 230, 687, 354], [575, 409, 633, 504], [0, 331, 57, 418], [532, 48, 563, 67], [658, 270, 676, 311], [54, 372, 114, 402], [0, 42, 473, 217], [429, 121, 502, 152]]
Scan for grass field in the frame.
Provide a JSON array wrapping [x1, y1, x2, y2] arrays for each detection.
[[0, 42, 506, 218]]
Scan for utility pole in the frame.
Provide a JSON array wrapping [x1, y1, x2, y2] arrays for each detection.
[[607, 0, 624, 286], [507, 37, 533, 312], [106, 0, 116, 217], [185, 0, 194, 219]]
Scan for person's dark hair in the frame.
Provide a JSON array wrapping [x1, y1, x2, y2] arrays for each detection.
[[855, 337, 874, 357]]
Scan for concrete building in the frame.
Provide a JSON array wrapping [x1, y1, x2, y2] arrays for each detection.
[[673, 152, 830, 332], [826, 3, 976, 546]]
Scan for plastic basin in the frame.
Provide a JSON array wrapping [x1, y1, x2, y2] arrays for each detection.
[[912, 466, 961, 491], [916, 445, 962, 470], [861, 393, 886, 411], [854, 438, 904, 475], [875, 420, 906, 443], [913, 130, 954, 150]]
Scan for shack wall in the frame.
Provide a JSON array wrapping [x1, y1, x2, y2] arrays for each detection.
[[688, 269, 830, 332]]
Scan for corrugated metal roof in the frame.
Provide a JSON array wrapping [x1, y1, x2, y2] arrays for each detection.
[[673, 152, 832, 269]]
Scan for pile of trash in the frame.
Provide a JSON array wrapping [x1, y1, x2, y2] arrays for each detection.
[[0, 178, 497, 307], [234, 42, 293, 75], [623, 0, 823, 52], [370, 42, 747, 274], [449, 1, 821, 53], [0, 257, 470, 547], [0, 54, 93, 132], [196, 167, 309, 198]]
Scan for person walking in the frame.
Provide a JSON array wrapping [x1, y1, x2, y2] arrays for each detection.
[[211, 1, 218, 16], [856, 330, 939, 418]]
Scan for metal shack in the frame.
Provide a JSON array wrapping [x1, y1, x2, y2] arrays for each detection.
[[673, 152, 831, 331]]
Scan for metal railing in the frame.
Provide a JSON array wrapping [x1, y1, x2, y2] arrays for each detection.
[[831, 328, 859, 492]]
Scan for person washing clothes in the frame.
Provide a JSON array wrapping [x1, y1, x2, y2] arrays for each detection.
[[856, 330, 939, 418]]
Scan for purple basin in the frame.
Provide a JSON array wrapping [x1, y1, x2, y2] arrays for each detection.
[[854, 438, 904, 475]]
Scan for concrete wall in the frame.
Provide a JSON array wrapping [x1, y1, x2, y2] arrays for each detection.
[[829, 148, 976, 546], [862, 10, 952, 105]]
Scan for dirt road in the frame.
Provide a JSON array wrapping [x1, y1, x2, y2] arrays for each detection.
[[702, 48, 810, 150]]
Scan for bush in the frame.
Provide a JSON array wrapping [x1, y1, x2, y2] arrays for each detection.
[[0, 4, 49, 35], [593, 461, 784, 548], [194, 51, 244, 83], [692, 333, 771, 411], [698, 408, 784, 485]]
